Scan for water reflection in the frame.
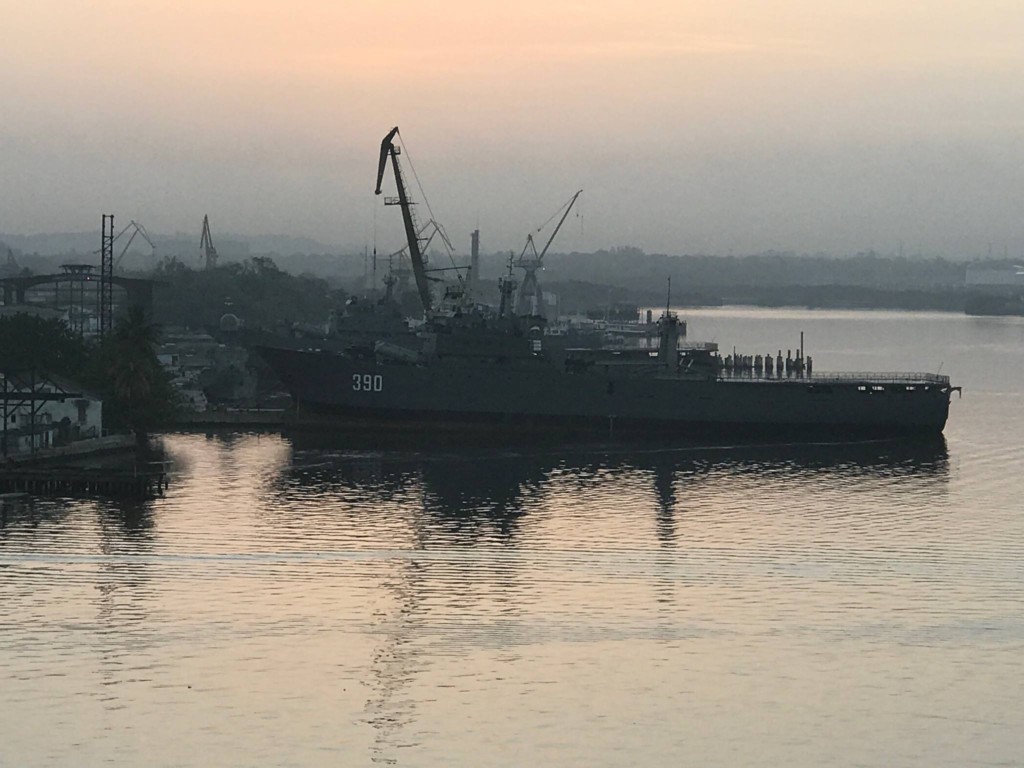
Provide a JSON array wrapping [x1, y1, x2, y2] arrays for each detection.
[[97, 499, 156, 538], [276, 433, 931, 762], [0, 431, 955, 765], [261, 432, 956, 764], [6, 306, 1024, 768], [364, 557, 427, 765], [274, 432, 950, 541]]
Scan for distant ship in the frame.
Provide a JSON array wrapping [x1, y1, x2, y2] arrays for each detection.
[[964, 294, 1024, 317], [256, 127, 959, 439]]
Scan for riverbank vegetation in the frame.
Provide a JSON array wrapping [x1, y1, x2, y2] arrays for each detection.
[[151, 256, 345, 330], [0, 311, 179, 433], [8, 245, 1016, 321], [146, 249, 987, 319]]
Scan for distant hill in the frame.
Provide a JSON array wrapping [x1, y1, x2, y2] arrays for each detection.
[[0, 231, 342, 258], [0, 230, 364, 278], [1, 232, 1002, 314], [0, 232, 100, 257]]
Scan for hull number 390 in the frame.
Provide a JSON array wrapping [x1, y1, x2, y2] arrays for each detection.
[[352, 373, 383, 392]]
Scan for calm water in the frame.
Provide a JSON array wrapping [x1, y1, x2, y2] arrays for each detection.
[[2, 308, 1023, 767]]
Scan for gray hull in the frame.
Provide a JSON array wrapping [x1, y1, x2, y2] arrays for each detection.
[[257, 346, 953, 437]]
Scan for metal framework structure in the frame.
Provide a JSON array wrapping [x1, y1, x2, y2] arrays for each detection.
[[99, 214, 114, 337], [515, 190, 582, 317], [113, 220, 156, 271], [376, 127, 433, 314], [200, 214, 218, 270], [59, 265, 96, 335], [1, 269, 157, 337], [0, 370, 82, 459]]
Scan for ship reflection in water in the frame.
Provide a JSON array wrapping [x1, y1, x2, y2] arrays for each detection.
[[258, 431, 953, 763], [0, 430, 971, 768], [8, 306, 1024, 767], [276, 431, 951, 543]]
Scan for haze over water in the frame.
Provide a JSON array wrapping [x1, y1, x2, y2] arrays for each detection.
[[4, 2, 1024, 256], [2, 308, 1023, 766]]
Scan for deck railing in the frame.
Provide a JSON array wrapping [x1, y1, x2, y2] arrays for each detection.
[[718, 371, 951, 385]]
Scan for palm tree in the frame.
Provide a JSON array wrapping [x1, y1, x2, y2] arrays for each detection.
[[100, 305, 174, 432], [114, 304, 162, 353]]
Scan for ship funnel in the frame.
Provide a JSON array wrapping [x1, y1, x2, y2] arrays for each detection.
[[658, 311, 681, 367]]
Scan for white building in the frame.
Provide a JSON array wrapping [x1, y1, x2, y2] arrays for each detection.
[[1, 374, 103, 457], [965, 264, 1024, 294]]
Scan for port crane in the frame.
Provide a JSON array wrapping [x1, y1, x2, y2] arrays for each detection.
[[515, 189, 582, 317], [200, 214, 218, 270], [110, 220, 156, 272], [384, 218, 458, 293], [375, 127, 436, 315], [385, 218, 455, 267]]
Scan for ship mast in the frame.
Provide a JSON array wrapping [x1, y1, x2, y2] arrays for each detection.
[[375, 127, 432, 315]]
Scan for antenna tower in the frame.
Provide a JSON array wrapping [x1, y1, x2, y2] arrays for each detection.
[[99, 214, 114, 337]]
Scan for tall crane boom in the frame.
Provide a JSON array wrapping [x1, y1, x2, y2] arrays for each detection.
[[515, 189, 583, 317], [375, 127, 432, 315], [200, 214, 218, 270], [538, 189, 582, 261], [112, 220, 157, 271]]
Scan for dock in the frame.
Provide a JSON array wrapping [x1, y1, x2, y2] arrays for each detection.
[[171, 409, 286, 427], [0, 464, 168, 499], [2, 434, 138, 465]]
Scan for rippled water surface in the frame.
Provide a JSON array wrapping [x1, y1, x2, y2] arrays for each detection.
[[2, 309, 1023, 767]]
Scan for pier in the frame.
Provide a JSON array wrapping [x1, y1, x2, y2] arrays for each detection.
[[171, 408, 285, 427], [0, 464, 168, 499]]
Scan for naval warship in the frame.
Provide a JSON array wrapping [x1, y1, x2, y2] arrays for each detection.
[[256, 127, 959, 438]]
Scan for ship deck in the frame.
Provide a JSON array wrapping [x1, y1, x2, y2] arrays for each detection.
[[717, 371, 952, 386]]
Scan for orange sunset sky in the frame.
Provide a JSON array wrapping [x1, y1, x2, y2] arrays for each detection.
[[3, 1, 1023, 257]]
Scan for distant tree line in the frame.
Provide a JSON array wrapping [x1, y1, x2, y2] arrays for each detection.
[[470, 248, 977, 312], [151, 256, 347, 330], [8, 242, 1015, 316], [502, 248, 969, 291]]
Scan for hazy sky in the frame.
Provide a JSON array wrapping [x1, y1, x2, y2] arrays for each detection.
[[3, 1, 1023, 258]]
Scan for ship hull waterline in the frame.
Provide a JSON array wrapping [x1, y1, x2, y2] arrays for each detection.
[[256, 346, 953, 440]]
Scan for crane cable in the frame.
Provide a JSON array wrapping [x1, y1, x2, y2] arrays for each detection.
[[395, 132, 461, 274], [534, 191, 578, 234]]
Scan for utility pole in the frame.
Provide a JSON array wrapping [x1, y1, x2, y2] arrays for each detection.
[[99, 214, 114, 337]]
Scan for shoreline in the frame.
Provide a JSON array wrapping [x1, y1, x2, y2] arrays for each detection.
[[3, 433, 138, 466]]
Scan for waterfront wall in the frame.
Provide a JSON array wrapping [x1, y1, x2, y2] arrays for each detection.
[[171, 409, 285, 427], [4, 433, 136, 465]]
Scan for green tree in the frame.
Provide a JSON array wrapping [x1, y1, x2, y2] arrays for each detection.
[[151, 258, 342, 330], [86, 306, 179, 433], [0, 314, 89, 375]]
